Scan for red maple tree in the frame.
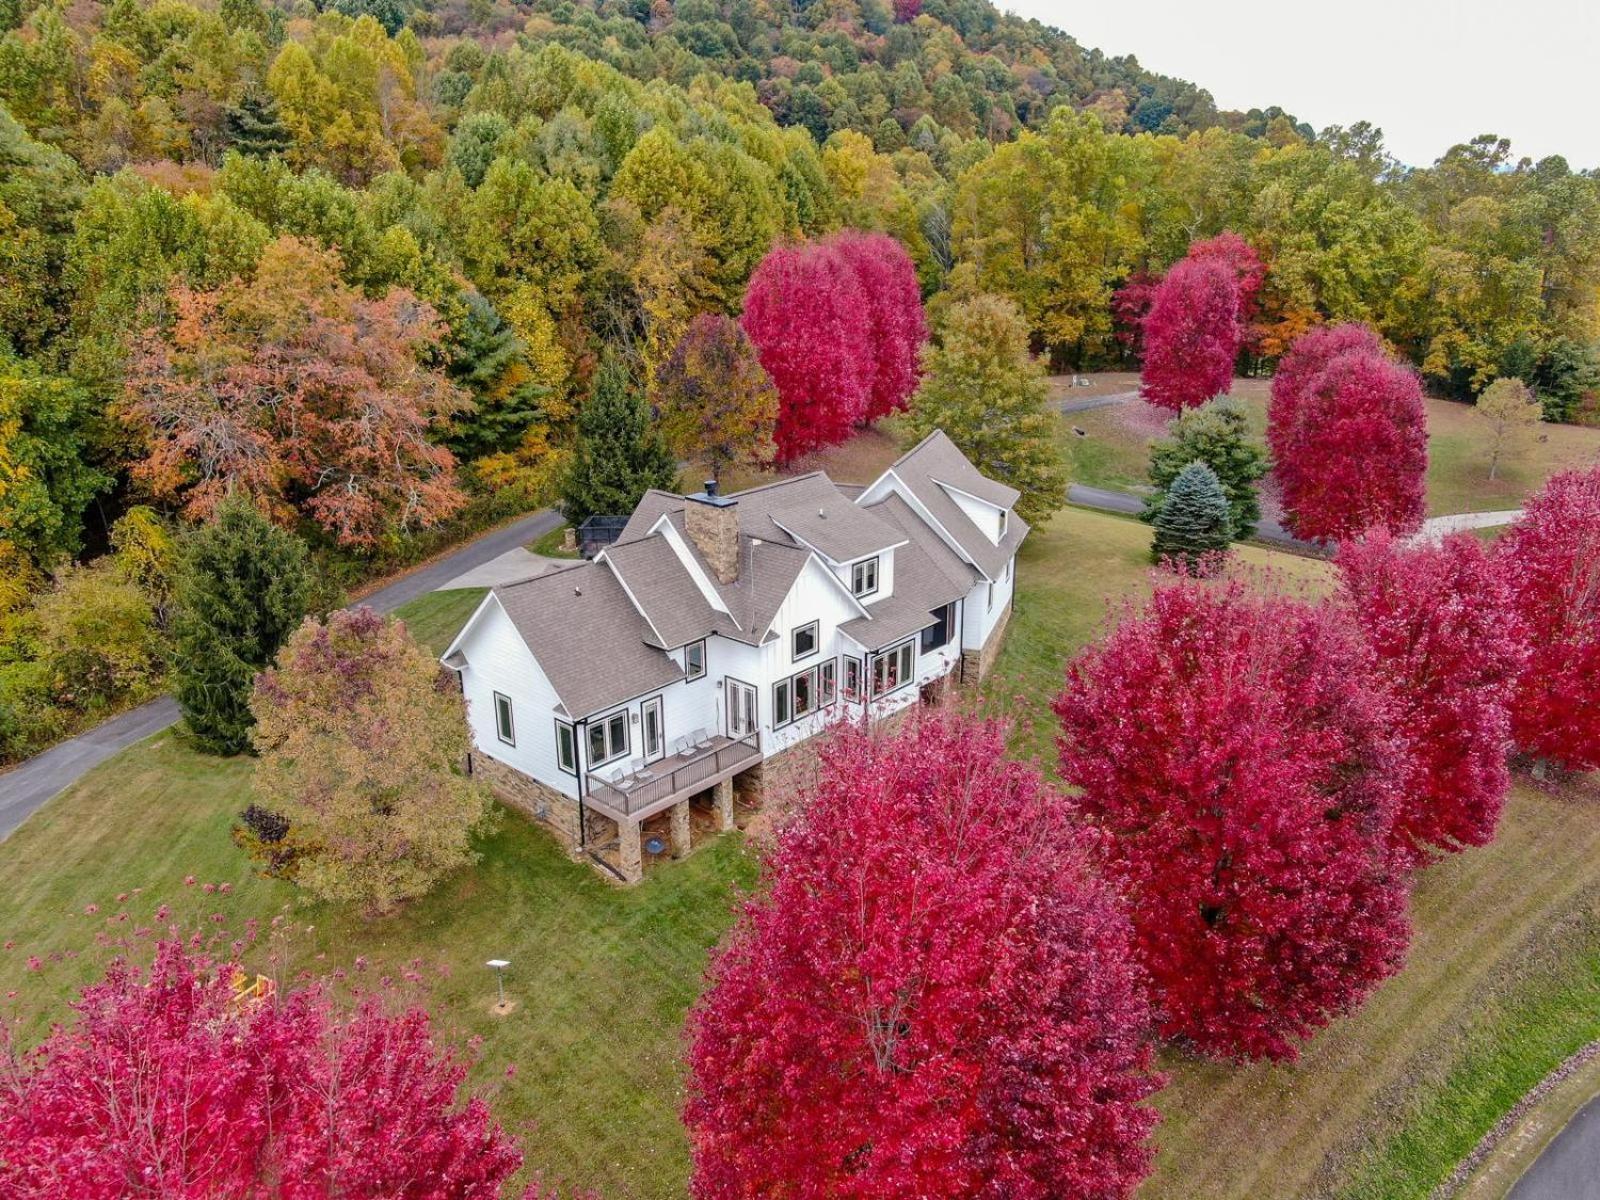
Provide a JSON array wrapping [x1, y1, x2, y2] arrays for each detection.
[[121, 237, 469, 547], [685, 712, 1163, 1199], [1338, 531, 1527, 864], [1268, 325, 1428, 542], [1493, 465, 1600, 771], [1138, 256, 1241, 412], [0, 932, 578, 1199], [1188, 232, 1264, 348], [826, 230, 926, 423], [1054, 580, 1412, 1062], [741, 240, 872, 461]]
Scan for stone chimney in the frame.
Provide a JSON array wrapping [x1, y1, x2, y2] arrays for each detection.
[[685, 479, 739, 584]]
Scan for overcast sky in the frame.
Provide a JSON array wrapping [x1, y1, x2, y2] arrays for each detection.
[[998, 0, 1598, 170]]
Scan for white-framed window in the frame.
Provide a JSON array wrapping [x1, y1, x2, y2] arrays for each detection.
[[998, 509, 1008, 539], [870, 640, 916, 697], [819, 658, 837, 705], [843, 656, 863, 701], [554, 720, 577, 774], [987, 581, 995, 611], [851, 556, 879, 598], [793, 668, 816, 718], [684, 639, 706, 681], [792, 620, 819, 661], [493, 691, 515, 745], [587, 709, 629, 766]]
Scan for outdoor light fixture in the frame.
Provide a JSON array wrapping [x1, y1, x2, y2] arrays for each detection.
[[486, 959, 511, 1012]]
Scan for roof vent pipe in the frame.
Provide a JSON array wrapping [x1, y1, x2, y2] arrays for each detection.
[[704, 479, 718, 496]]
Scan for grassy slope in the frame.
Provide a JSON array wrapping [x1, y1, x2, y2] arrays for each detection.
[[4, 432, 1599, 1197], [991, 507, 1600, 1200], [0, 731, 757, 1200], [1057, 377, 1600, 517]]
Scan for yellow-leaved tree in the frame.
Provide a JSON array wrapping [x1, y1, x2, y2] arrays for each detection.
[[249, 607, 492, 915]]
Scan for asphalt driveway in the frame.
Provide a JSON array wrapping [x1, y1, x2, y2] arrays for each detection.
[[0, 508, 561, 840]]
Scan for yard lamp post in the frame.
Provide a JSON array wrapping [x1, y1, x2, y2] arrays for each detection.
[[486, 958, 511, 1014]]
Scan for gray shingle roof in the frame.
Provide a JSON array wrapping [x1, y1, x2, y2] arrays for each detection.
[[601, 536, 722, 650], [493, 562, 683, 720], [885, 431, 1030, 579]]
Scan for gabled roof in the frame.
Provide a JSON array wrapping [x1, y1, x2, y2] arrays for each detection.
[[601, 535, 722, 650], [493, 562, 683, 720], [879, 431, 1030, 580], [461, 430, 1024, 705]]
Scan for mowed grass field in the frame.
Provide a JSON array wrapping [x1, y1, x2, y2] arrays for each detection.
[[1059, 376, 1600, 518], [3, 419, 1599, 1196]]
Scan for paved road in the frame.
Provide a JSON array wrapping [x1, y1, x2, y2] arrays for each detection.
[[1059, 389, 1140, 415], [1509, 1092, 1600, 1200], [0, 509, 561, 841], [1066, 483, 1322, 552]]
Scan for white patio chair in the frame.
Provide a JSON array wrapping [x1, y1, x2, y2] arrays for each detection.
[[673, 734, 693, 757], [691, 727, 712, 750]]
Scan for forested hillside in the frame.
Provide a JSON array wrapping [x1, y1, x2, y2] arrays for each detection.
[[2, 0, 1599, 758]]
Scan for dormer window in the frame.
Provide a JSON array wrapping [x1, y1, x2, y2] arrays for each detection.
[[851, 556, 879, 598], [998, 510, 1008, 539]]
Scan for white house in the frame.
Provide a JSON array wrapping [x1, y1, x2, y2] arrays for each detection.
[[441, 431, 1028, 882]]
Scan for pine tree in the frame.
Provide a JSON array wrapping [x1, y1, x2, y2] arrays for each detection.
[[223, 86, 292, 160], [560, 352, 677, 526], [1141, 396, 1268, 539], [1151, 461, 1232, 569], [443, 291, 545, 460], [172, 497, 312, 756]]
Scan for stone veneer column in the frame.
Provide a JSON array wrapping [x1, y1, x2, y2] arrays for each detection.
[[670, 800, 692, 858], [618, 818, 643, 884], [714, 778, 735, 832]]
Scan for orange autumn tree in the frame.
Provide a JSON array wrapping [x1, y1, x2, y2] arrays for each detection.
[[122, 237, 469, 547]]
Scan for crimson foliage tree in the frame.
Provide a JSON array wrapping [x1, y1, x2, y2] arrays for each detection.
[[1138, 256, 1241, 412], [1054, 581, 1411, 1062], [1494, 466, 1600, 771], [1338, 531, 1527, 865], [0, 934, 575, 1199], [827, 230, 926, 422], [1188, 232, 1264, 326], [1268, 325, 1428, 542], [686, 712, 1162, 1200], [741, 231, 925, 462]]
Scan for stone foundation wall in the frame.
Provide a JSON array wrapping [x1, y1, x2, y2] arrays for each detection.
[[961, 599, 1013, 686], [470, 753, 582, 847]]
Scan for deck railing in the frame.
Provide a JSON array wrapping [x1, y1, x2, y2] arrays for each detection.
[[585, 732, 760, 818]]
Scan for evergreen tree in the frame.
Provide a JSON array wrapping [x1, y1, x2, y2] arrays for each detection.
[[223, 87, 292, 160], [443, 291, 545, 460], [1151, 461, 1232, 570], [172, 497, 313, 756], [561, 352, 676, 526], [1141, 396, 1268, 539], [904, 293, 1066, 525]]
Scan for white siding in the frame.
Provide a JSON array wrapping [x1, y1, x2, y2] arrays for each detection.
[[454, 597, 579, 799], [757, 557, 869, 753], [962, 555, 1014, 650], [830, 548, 895, 607], [945, 486, 1003, 544]]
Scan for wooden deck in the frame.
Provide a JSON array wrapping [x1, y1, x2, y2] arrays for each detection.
[[584, 733, 760, 823]]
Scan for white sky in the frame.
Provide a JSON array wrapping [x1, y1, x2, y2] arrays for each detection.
[[997, 0, 1599, 170]]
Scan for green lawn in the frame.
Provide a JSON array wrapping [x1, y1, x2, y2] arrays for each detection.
[[1061, 378, 1600, 518], [3, 504, 1597, 1200], [392, 586, 487, 654], [0, 730, 756, 1200]]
